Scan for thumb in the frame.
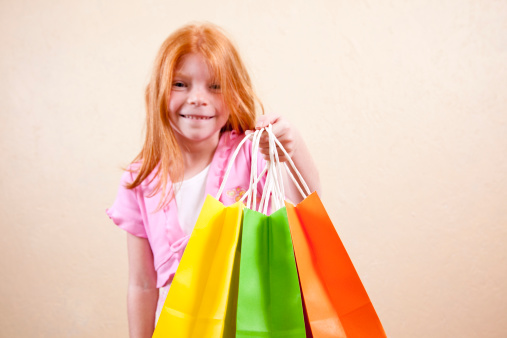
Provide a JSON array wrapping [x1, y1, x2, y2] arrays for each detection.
[[255, 115, 272, 129]]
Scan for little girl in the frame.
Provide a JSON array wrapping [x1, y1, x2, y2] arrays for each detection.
[[107, 23, 321, 338]]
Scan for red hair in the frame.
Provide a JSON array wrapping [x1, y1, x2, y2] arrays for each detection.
[[126, 23, 262, 210]]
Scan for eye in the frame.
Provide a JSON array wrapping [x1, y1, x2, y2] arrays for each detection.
[[172, 81, 186, 88], [209, 84, 221, 91]]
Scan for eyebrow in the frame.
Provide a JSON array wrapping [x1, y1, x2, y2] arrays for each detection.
[[173, 71, 190, 78], [172, 72, 220, 84]]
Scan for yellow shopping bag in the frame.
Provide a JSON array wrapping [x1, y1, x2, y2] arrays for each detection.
[[153, 195, 244, 337], [154, 129, 274, 337]]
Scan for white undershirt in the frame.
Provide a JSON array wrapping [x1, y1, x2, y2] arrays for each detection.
[[173, 164, 210, 236]]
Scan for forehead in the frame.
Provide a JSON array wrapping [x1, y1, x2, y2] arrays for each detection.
[[174, 53, 216, 78]]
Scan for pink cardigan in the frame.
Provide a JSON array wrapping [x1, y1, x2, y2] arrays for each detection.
[[106, 131, 267, 288]]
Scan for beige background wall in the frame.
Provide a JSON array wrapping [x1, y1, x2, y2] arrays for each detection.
[[1, 0, 506, 337]]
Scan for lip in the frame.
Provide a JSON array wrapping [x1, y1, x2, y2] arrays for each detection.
[[179, 114, 214, 120]]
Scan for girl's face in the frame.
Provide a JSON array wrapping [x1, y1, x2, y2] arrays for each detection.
[[168, 53, 229, 149]]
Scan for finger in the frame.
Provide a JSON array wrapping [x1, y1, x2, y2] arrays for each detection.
[[261, 153, 288, 162], [258, 139, 273, 149], [270, 119, 290, 139], [259, 146, 270, 155], [258, 139, 292, 154], [255, 115, 271, 129], [259, 135, 292, 151], [258, 146, 289, 158], [260, 150, 269, 157], [277, 155, 288, 162], [256, 114, 281, 129], [259, 133, 269, 144]]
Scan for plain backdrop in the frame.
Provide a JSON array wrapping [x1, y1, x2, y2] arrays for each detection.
[[1, 0, 506, 337]]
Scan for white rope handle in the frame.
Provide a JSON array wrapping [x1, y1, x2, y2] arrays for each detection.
[[258, 124, 290, 213], [268, 124, 285, 205], [240, 128, 272, 211], [264, 125, 284, 212], [238, 165, 268, 206], [217, 125, 312, 214], [216, 132, 257, 200], [257, 162, 271, 213], [258, 129, 272, 213], [216, 128, 270, 210], [248, 129, 263, 210], [234, 127, 280, 213], [264, 127, 312, 199]]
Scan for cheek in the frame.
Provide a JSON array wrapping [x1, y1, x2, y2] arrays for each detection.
[[218, 104, 230, 122], [215, 98, 228, 116], [168, 93, 185, 113]]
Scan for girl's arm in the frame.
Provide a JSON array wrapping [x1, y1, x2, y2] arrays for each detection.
[[126, 233, 159, 338], [281, 129, 321, 204], [253, 115, 322, 204]]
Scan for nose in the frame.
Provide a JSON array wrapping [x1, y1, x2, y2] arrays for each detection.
[[187, 89, 208, 107]]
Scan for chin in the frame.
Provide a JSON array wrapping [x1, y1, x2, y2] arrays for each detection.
[[182, 130, 220, 142]]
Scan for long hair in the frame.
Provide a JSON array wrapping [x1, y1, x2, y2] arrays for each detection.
[[126, 23, 262, 210]]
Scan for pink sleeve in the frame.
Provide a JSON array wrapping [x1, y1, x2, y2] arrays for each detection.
[[106, 170, 148, 238]]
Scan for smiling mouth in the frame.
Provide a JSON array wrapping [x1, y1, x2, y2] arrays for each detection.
[[180, 114, 214, 120]]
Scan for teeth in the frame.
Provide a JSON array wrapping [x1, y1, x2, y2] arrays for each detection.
[[182, 115, 212, 120]]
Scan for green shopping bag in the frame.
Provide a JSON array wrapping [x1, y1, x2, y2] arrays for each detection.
[[236, 206, 306, 337]]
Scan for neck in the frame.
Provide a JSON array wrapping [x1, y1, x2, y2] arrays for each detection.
[[177, 133, 220, 180]]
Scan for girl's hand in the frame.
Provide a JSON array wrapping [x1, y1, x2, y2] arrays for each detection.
[[246, 114, 300, 162], [246, 113, 322, 202]]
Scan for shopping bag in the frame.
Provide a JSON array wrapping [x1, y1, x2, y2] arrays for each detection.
[[262, 125, 386, 337], [286, 195, 386, 337], [235, 206, 307, 338], [154, 131, 266, 337], [233, 128, 306, 337], [153, 195, 243, 337]]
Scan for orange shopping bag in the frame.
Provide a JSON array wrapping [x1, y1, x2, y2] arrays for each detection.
[[262, 125, 386, 338], [286, 194, 386, 338]]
